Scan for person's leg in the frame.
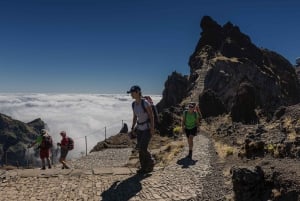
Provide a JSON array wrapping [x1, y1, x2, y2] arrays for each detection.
[[136, 129, 142, 150], [45, 149, 51, 168], [59, 157, 69, 169], [138, 130, 154, 173], [60, 149, 69, 169], [185, 129, 192, 158], [188, 135, 194, 158], [47, 157, 51, 168], [187, 127, 197, 159], [40, 150, 46, 169], [41, 158, 46, 169], [63, 152, 69, 168]]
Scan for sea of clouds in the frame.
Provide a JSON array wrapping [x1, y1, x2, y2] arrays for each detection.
[[0, 93, 161, 158]]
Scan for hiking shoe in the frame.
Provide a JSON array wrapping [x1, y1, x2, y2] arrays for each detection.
[[136, 169, 147, 174], [187, 150, 193, 159], [144, 167, 153, 173], [40, 167, 46, 170], [137, 168, 153, 174], [48, 165, 52, 169], [64, 166, 70, 169]]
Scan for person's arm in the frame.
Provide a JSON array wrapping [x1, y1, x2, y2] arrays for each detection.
[[182, 112, 186, 130], [196, 113, 200, 127], [28, 141, 36, 148], [28, 136, 41, 148], [146, 105, 155, 136], [195, 105, 202, 126], [131, 113, 137, 131]]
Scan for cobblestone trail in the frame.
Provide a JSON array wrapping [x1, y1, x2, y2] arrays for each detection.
[[0, 133, 224, 201]]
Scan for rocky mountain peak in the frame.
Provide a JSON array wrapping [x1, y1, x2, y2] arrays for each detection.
[[159, 16, 300, 123]]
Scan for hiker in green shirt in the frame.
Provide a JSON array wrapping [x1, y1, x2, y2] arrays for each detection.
[[28, 129, 52, 170], [182, 103, 201, 159]]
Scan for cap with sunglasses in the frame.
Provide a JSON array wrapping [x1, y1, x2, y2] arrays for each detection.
[[127, 85, 141, 93], [188, 104, 194, 108]]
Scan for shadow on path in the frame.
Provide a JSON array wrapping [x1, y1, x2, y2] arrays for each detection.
[[101, 173, 150, 201], [177, 156, 198, 169]]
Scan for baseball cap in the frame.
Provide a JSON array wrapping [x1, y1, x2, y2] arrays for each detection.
[[188, 102, 196, 108], [60, 131, 66, 135], [127, 85, 141, 93]]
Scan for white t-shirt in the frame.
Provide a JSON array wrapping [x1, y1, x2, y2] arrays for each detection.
[[133, 99, 151, 131]]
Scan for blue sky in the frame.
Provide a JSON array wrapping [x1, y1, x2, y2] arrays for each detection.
[[0, 0, 299, 94]]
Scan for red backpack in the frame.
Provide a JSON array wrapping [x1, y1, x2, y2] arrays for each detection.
[[67, 137, 74, 150]]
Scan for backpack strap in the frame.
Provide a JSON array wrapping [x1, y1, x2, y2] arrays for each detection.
[[132, 99, 150, 127], [132, 99, 147, 113]]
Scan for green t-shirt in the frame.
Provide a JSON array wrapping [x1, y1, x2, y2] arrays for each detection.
[[36, 135, 43, 145], [184, 111, 199, 129]]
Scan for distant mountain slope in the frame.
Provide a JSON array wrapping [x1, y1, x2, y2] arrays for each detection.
[[0, 113, 46, 166]]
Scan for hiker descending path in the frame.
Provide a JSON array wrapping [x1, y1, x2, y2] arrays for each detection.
[[0, 131, 228, 201]]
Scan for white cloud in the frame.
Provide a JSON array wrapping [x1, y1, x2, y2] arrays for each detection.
[[0, 93, 161, 158]]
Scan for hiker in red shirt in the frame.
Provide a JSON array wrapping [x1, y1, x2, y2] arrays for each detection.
[[57, 131, 70, 169]]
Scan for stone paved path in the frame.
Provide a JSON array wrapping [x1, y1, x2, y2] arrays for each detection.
[[0, 133, 225, 201]]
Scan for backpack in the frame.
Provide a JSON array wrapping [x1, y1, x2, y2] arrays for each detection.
[[132, 96, 160, 127], [42, 135, 53, 149], [67, 137, 74, 150]]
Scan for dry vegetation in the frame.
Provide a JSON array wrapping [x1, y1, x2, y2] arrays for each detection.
[[127, 133, 185, 168]]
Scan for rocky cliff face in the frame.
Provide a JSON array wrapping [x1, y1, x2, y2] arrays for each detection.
[[158, 16, 300, 123], [155, 16, 300, 200], [0, 113, 46, 166], [156, 71, 188, 111]]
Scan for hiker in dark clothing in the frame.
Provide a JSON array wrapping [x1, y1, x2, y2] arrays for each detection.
[[28, 129, 52, 170], [127, 85, 155, 174]]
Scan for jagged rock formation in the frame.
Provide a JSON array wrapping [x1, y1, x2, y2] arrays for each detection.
[[231, 81, 258, 123], [231, 166, 265, 201], [0, 113, 46, 166], [199, 89, 226, 118], [156, 71, 188, 112], [158, 16, 300, 123], [295, 66, 300, 81]]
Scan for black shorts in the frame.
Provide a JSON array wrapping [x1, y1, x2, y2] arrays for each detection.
[[60, 148, 69, 159], [185, 127, 197, 138]]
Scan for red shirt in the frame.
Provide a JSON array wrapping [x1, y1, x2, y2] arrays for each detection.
[[61, 136, 69, 146]]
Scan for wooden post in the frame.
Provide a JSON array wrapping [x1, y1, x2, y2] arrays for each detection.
[[5, 151, 8, 165], [85, 136, 87, 156]]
